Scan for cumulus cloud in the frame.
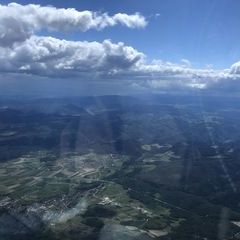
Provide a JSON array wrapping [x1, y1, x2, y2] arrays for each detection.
[[0, 2, 240, 94], [0, 34, 231, 83], [123, 58, 240, 93], [0, 33, 239, 93], [0, 36, 144, 77], [0, 3, 147, 46], [132, 59, 232, 85]]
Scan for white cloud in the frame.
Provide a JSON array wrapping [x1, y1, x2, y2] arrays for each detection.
[[112, 13, 146, 28], [180, 59, 192, 67], [0, 3, 147, 46], [0, 36, 144, 77], [0, 2, 240, 94], [133, 59, 231, 81], [0, 33, 238, 93], [230, 61, 240, 74]]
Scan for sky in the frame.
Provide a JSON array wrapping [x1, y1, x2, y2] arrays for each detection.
[[0, 0, 240, 96]]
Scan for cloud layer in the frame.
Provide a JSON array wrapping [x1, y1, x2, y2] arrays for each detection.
[[0, 36, 143, 78], [0, 2, 240, 94], [0, 34, 239, 92], [0, 3, 147, 46]]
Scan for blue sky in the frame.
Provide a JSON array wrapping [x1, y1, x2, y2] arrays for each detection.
[[2, 0, 240, 69], [0, 0, 240, 96]]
